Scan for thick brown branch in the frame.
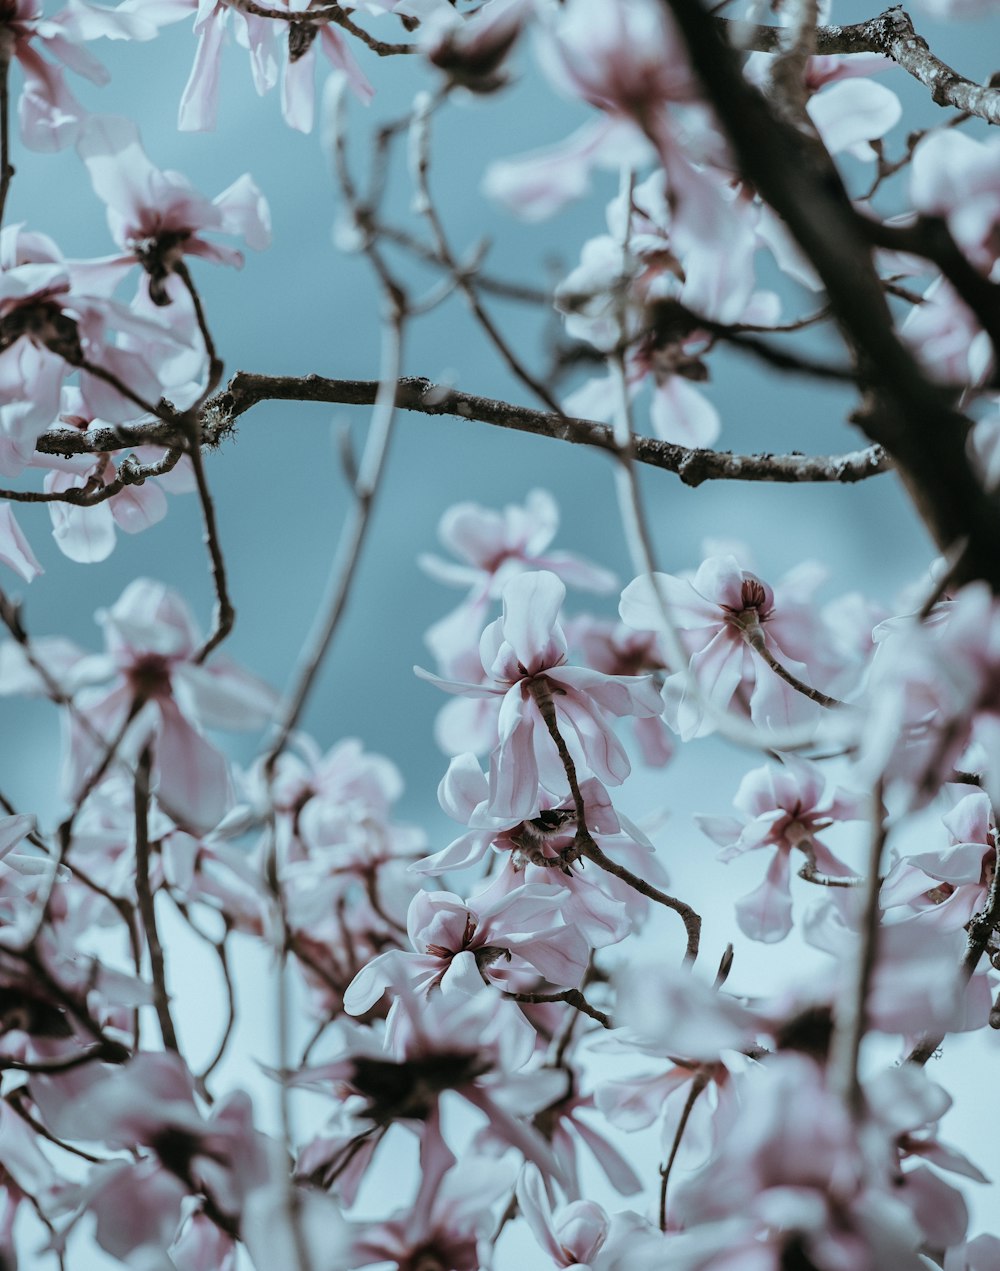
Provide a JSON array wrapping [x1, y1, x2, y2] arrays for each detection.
[[720, 7, 1000, 125], [203, 371, 892, 487], [664, 0, 1000, 591]]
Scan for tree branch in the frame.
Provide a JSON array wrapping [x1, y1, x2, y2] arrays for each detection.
[[202, 371, 892, 487], [664, 0, 1000, 591], [720, 7, 1000, 126]]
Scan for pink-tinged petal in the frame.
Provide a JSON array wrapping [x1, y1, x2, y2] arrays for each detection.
[[110, 479, 169, 535], [463, 1086, 566, 1185], [942, 790, 993, 846], [434, 694, 502, 757], [516, 1166, 568, 1264], [76, 115, 164, 231], [571, 1116, 644, 1195], [49, 495, 116, 563], [155, 699, 232, 832], [102, 579, 200, 659], [489, 698, 540, 820], [483, 117, 653, 221], [89, 1161, 188, 1262], [319, 25, 375, 105], [557, 693, 632, 787], [0, 814, 33, 859], [547, 664, 663, 718], [414, 664, 501, 698], [213, 173, 272, 250], [691, 555, 748, 610], [597, 1069, 691, 1131], [748, 649, 817, 733], [902, 1165, 969, 1248], [412, 830, 493, 876], [735, 851, 794, 943], [649, 376, 720, 448], [905, 841, 991, 886], [16, 47, 85, 151], [693, 814, 745, 848], [908, 1140, 990, 1185], [0, 504, 42, 581], [620, 570, 721, 634], [343, 950, 404, 1015], [437, 751, 491, 823], [172, 659, 277, 729], [880, 859, 939, 910], [806, 79, 901, 157], [688, 626, 744, 713], [0, 337, 67, 470], [281, 47, 316, 132], [178, 11, 226, 131], [501, 570, 566, 670]]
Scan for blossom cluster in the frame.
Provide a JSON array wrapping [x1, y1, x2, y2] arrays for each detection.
[[2, 0, 1000, 1267]]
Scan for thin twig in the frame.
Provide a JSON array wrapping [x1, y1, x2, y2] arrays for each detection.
[[503, 988, 612, 1029], [262, 310, 405, 774], [175, 261, 224, 399], [134, 745, 180, 1054], [829, 779, 887, 1115], [409, 94, 568, 418], [658, 1072, 709, 1231], [185, 413, 235, 663]]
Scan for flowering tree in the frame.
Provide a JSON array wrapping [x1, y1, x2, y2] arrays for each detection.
[[2, 0, 1000, 1266]]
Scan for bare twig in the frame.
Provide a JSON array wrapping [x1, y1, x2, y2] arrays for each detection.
[[409, 94, 567, 417], [503, 987, 612, 1029], [829, 780, 887, 1115], [659, 1072, 709, 1231], [229, 0, 416, 56], [134, 745, 180, 1054], [185, 414, 235, 663]]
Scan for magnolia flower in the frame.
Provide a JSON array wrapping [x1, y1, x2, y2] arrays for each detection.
[[0, 579, 276, 832], [881, 790, 996, 930], [0, 225, 180, 468], [911, 131, 1000, 277], [620, 555, 837, 739], [418, 570, 663, 818], [0, 0, 165, 151], [696, 758, 866, 943], [77, 115, 270, 306], [343, 883, 590, 1013]]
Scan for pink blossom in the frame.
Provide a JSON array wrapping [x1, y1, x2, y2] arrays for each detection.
[[620, 555, 837, 740], [0, 579, 277, 831], [293, 987, 569, 1184], [344, 883, 590, 1013], [696, 758, 865, 944], [881, 790, 996, 930], [911, 132, 1000, 277], [0, 502, 42, 581], [0, 224, 184, 458], [534, 0, 697, 126], [418, 570, 663, 819], [0, 0, 164, 151], [861, 584, 1000, 808], [482, 116, 653, 222], [77, 114, 270, 306]]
